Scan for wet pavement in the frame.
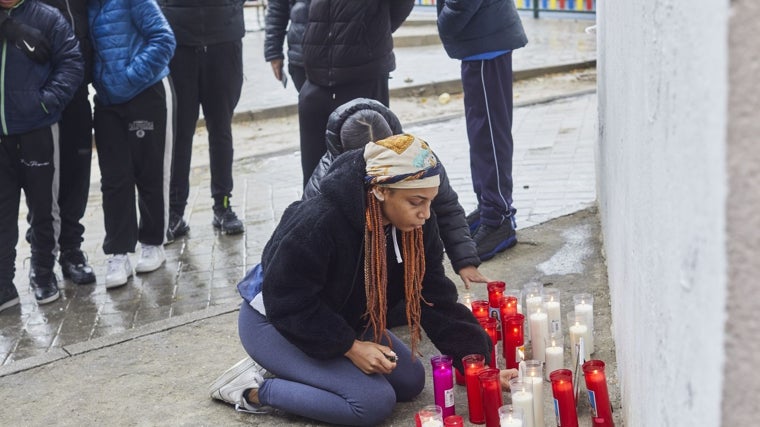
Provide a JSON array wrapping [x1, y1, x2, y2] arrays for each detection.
[[0, 6, 598, 376]]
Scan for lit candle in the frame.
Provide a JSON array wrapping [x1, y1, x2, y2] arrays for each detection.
[[479, 318, 499, 369], [431, 355, 455, 418], [582, 360, 614, 427], [472, 300, 490, 321], [544, 335, 565, 381], [462, 354, 486, 424], [544, 288, 562, 335], [479, 368, 504, 427], [444, 415, 464, 427], [550, 369, 579, 427], [573, 294, 594, 355], [500, 295, 518, 320], [524, 361, 545, 427], [460, 291, 473, 308], [508, 379, 535, 427], [567, 315, 588, 366], [528, 308, 548, 362], [498, 405, 524, 427], [415, 405, 444, 427], [488, 281, 507, 337], [502, 314, 525, 369]]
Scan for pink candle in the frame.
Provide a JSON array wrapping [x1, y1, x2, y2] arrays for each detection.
[[462, 354, 486, 424], [431, 355, 455, 418], [478, 368, 503, 427]]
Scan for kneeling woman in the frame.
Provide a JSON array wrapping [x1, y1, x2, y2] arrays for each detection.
[[210, 135, 492, 425]]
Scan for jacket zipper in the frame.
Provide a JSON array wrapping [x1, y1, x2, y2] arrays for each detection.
[[1, 37, 7, 135], [64, 0, 75, 33]]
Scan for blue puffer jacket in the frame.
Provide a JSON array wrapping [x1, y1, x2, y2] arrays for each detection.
[[88, 0, 175, 106], [436, 0, 527, 60], [0, 0, 83, 135]]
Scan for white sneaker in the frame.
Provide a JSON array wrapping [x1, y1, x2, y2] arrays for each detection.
[[209, 357, 273, 414], [135, 244, 165, 273], [105, 254, 132, 289]]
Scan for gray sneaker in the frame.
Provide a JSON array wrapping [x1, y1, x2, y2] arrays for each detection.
[[209, 357, 273, 414]]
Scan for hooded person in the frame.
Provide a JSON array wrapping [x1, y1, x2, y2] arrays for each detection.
[[208, 134, 493, 425]]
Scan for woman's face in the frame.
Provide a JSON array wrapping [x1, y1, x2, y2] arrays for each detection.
[[376, 186, 439, 232], [0, 0, 21, 8]]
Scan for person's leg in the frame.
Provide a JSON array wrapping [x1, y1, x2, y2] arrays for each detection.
[[238, 303, 414, 425], [297, 81, 332, 187], [168, 45, 200, 219], [0, 135, 22, 298], [288, 63, 307, 92]]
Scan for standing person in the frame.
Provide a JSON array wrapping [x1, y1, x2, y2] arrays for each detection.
[[88, 0, 176, 288], [158, 0, 246, 240], [0, 0, 83, 311], [437, 0, 527, 261], [264, 0, 309, 92], [296, 0, 414, 186], [208, 134, 493, 424], [39, 0, 96, 285]]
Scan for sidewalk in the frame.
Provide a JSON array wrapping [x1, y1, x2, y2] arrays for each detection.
[[0, 9, 617, 427]]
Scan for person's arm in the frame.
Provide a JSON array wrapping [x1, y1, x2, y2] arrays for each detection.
[[0, 14, 51, 64], [436, 0, 483, 36], [127, 0, 176, 87], [39, 11, 83, 118], [264, 0, 290, 81], [389, 0, 415, 33]]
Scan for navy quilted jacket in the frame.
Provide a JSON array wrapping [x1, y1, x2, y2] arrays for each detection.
[[88, 0, 175, 105]]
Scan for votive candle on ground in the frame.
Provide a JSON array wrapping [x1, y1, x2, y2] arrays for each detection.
[[508, 378, 535, 427], [567, 311, 591, 363], [479, 368, 504, 427], [550, 369, 578, 427], [505, 290, 523, 314], [498, 405, 524, 427], [523, 283, 543, 340], [488, 281, 507, 331], [503, 314, 525, 369], [528, 308, 548, 362], [431, 355, 455, 418], [524, 360, 545, 427], [472, 300, 490, 321], [416, 405, 444, 427], [444, 415, 464, 427], [573, 293, 594, 355], [460, 292, 473, 310], [544, 288, 562, 335], [582, 360, 614, 427], [544, 334, 565, 381], [479, 318, 499, 369], [463, 354, 486, 424], [500, 295, 519, 321]]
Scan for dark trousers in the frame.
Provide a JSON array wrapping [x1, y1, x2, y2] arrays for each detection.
[[57, 83, 93, 251], [297, 76, 389, 186], [0, 125, 60, 282], [462, 52, 516, 227], [94, 78, 174, 254], [288, 63, 307, 92], [169, 40, 243, 215]]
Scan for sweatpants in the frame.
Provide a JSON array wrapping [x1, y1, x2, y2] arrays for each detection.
[[238, 302, 425, 426], [462, 52, 516, 227], [297, 76, 389, 187], [94, 78, 174, 254], [169, 40, 242, 216], [0, 125, 60, 283], [57, 83, 93, 251]]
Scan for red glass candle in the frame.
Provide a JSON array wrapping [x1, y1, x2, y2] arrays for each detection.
[[550, 369, 579, 427], [478, 317, 498, 369], [487, 281, 506, 335], [444, 415, 464, 426], [582, 360, 614, 426], [499, 295, 519, 321], [462, 354, 486, 424], [477, 368, 503, 427], [502, 313, 525, 369], [471, 300, 490, 321]]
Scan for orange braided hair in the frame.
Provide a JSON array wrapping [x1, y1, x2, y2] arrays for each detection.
[[364, 189, 426, 357]]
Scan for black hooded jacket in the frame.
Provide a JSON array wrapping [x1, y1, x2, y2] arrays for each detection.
[[261, 149, 492, 371], [303, 99, 480, 273], [157, 0, 245, 46]]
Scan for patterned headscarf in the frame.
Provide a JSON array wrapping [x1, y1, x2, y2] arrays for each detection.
[[364, 134, 441, 189]]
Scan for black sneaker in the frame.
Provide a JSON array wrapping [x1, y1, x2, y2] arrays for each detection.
[[0, 284, 20, 313], [166, 212, 190, 243], [472, 222, 517, 261], [59, 249, 96, 285], [466, 208, 481, 233], [29, 267, 59, 304], [212, 206, 245, 235]]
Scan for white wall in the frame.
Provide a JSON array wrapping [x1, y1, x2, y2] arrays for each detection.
[[596, 1, 727, 425]]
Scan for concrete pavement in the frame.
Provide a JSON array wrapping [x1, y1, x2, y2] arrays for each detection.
[[0, 7, 619, 427]]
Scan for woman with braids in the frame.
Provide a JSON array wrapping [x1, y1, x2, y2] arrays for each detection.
[[208, 134, 494, 425]]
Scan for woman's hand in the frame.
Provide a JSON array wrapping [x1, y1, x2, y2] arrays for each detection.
[[500, 369, 520, 390], [457, 265, 490, 289], [344, 340, 397, 375]]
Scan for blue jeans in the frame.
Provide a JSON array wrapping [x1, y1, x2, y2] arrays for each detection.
[[238, 302, 425, 426]]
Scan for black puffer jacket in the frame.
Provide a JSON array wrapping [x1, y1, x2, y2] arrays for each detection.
[[302, 99, 480, 274], [302, 0, 414, 87], [41, 0, 92, 83], [263, 0, 309, 66], [157, 0, 245, 46], [262, 149, 492, 370]]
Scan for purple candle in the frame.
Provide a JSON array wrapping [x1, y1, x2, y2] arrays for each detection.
[[431, 355, 455, 418]]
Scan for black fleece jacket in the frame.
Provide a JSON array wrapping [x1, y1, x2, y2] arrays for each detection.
[[261, 150, 492, 371]]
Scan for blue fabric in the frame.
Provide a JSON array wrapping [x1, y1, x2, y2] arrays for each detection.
[[238, 303, 425, 426], [88, 0, 175, 105], [463, 50, 510, 61], [237, 263, 264, 304]]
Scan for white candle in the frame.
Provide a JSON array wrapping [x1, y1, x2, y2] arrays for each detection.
[[421, 421, 443, 427], [510, 390, 535, 427], [574, 302, 594, 354], [528, 311, 548, 362], [525, 375, 545, 427], [517, 303, 523, 314], [568, 322, 588, 365], [545, 299, 561, 335], [544, 343, 564, 381], [500, 417, 524, 427], [526, 296, 543, 317]]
